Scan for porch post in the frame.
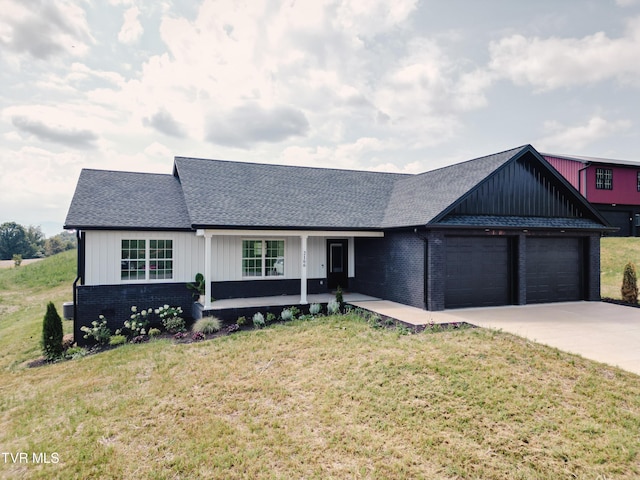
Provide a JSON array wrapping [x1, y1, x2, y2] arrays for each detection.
[[204, 231, 213, 308], [300, 234, 308, 304]]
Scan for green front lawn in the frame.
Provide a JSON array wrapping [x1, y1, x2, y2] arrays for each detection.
[[0, 247, 639, 478]]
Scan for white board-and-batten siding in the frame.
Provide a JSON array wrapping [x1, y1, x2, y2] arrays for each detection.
[[83, 231, 353, 286]]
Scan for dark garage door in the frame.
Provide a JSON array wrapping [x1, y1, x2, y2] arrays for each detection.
[[445, 236, 511, 309], [526, 237, 583, 304]]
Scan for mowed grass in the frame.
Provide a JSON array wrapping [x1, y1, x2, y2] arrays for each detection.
[[601, 237, 640, 299], [1, 250, 640, 479]]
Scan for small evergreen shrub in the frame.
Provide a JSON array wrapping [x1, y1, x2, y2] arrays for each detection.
[[327, 300, 340, 315], [289, 306, 300, 318], [109, 334, 127, 346], [149, 328, 162, 338], [266, 312, 276, 323], [192, 316, 222, 334], [253, 312, 266, 329], [42, 302, 63, 360], [621, 262, 638, 303], [309, 303, 322, 315], [237, 316, 247, 326], [80, 316, 112, 345]]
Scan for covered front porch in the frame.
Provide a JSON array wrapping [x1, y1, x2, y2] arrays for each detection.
[[196, 228, 384, 308]]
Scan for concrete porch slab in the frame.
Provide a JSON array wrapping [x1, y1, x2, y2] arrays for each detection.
[[208, 292, 380, 310]]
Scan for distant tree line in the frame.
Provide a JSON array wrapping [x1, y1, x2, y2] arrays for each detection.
[[0, 222, 76, 260]]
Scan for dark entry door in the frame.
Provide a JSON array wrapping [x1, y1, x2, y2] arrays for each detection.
[[327, 239, 348, 290], [445, 236, 512, 309]]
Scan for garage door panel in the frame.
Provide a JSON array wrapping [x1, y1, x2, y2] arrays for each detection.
[[445, 237, 511, 309], [526, 237, 583, 304]]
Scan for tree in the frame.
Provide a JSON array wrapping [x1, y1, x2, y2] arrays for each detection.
[[25, 225, 45, 257], [0, 222, 30, 260], [45, 236, 65, 256], [621, 262, 638, 304], [42, 302, 64, 361]]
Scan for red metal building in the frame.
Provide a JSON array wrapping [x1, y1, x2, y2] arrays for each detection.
[[544, 153, 640, 236]]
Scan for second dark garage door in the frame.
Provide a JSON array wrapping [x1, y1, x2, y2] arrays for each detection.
[[445, 236, 511, 309], [526, 237, 584, 303]]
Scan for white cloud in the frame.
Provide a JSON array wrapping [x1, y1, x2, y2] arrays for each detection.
[[0, 0, 94, 60], [488, 16, 640, 90], [118, 6, 143, 44], [538, 115, 632, 151]]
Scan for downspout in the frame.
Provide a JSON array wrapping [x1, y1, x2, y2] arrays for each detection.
[[72, 230, 85, 323], [578, 162, 590, 197]]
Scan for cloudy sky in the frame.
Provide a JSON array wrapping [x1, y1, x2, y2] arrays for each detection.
[[2, 0, 640, 236]]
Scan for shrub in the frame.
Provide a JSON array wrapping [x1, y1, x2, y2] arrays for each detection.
[[237, 316, 247, 326], [109, 334, 127, 346], [116, 306, 151, 338], [621, 262, 638, 303], [80, 316, 112, 345], [327, 300, 340, 315], [64, 346, 88, 360], [149, 328, 162, 338], [253, 312, 265, 329], [12, 254, 22, 267], [266, 312, 276, 323], [309, 303, 322, 315], [227, 324, 240, 333], [42, 302, 63, 360], [192, 316, 222, 334], [191, 331, 205, 342], [280, 308, 293, 322], [156, 305, 185, 333], [335, 286, 344, 304]]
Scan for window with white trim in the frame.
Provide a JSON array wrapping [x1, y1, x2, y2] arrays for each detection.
[[242, 239, 284, 277], [121, 239, 173, 281], [596, 168, 613, 190]]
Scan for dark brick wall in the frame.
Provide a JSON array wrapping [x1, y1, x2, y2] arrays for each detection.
[[425, 231, 445, 311], [352, 231, 426, 309], [76, 283, 193, 346], [212, 278, 328, 299], [586, 234, 601, 301]]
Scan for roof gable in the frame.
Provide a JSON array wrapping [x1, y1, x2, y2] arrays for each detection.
[[436, 146, 611, 229], [381, 146, 528, 228]]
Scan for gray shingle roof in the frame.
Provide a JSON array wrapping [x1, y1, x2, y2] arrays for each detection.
[[64, 169, 191, 230], [382, 146, 527, 228], [174, 157, 406, 229], [65, 145, 609, 231]]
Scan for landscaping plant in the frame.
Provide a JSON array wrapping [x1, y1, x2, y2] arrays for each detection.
[[80, 316, 112, 345], [621, 261, 638, 303], [41, 302, 64, 361], [253, 312, 266, 328], [156, 305, 185, 333], [192, 316, 222, 334]]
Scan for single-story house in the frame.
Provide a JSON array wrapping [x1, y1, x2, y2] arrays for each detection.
[[65, 144, 612, 339], [543, 152, 640, 236]]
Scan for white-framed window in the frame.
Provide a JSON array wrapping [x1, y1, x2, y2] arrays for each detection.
[[596, 168, 613, 190], [121, 239, 173, 281], [242, 239, 284, 277]]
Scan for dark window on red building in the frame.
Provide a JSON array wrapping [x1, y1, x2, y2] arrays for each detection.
[[596, 168, 613, 190]]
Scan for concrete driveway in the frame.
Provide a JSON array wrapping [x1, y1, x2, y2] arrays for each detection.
[[435, 302, 640, 376]]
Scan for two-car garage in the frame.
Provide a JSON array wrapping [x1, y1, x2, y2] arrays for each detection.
[[444, 235, 586, 309]]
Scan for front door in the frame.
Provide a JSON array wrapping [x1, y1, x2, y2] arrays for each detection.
[[327, 239, 348, 290]]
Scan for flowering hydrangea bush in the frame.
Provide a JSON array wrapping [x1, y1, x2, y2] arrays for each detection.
[[116, 306, 151, 338], [80, 316, 112, 345], [155, 305, 185, 333]]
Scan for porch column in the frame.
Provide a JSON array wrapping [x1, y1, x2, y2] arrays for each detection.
[[204, 231, 213, 308], [300, 234, 308, 305]]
